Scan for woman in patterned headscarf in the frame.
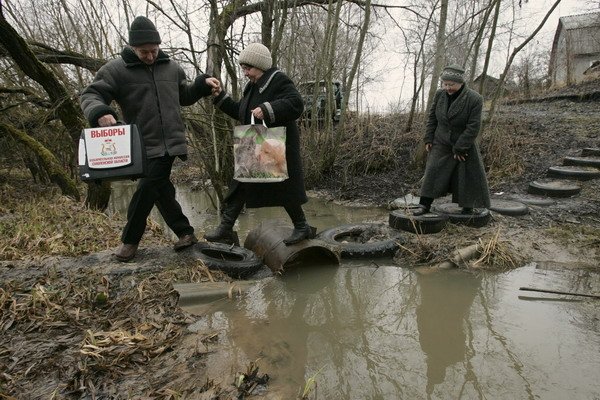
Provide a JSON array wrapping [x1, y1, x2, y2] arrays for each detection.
[[413, 65, 490, 215]]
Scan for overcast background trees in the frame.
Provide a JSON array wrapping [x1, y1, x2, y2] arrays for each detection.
[[0, 0, 594, 208]]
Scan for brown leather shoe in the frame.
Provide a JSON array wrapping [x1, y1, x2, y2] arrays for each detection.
[[115, 243, 138, 262], [173, 233, 198, 251]]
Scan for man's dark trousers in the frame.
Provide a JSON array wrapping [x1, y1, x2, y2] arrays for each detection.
[[121, 155, 193, 244]]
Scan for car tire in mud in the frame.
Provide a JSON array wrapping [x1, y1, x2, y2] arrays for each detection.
[[193, 242, 263, 279], [509, 194, 555, 207], [388, 210, 448, 234], [316, 223, 405, 258], [547, 165, 600, 181], [581, 148, 600, 157], [432, 203, 492, 227], [527, 179, 581, 198], [489, 199, 529, 216], [562, 156, 600, 168]]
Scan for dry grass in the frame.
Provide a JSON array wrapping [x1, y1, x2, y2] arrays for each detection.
[[0, 196, 121, 260], [335, 113, 411, 175], [480, 120, 534, 186], [0, 170, 169, 261], [396, 225, 524, 271], [0, 168, 243, 398], [300, 112, 423, 188], [470, 228, 524, 271], [544, 223, 600, 249]]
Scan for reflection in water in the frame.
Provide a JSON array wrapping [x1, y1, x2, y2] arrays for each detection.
[[186, 265, 600, 399], [416, 271, 481, 397]]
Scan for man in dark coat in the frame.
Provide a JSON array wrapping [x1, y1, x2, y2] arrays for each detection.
[[414, 65, 491, 215], [80, 16, 220, 262], [205, 43, 313, 245]]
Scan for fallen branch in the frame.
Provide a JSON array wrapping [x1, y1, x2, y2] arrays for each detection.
[[519, 287, 600, 299], [416, 243, 481, 274], [438, 243, 481, 269]]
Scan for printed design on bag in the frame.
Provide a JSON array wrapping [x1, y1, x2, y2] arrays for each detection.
[[233, 124, 288, 181], [256, 138, 286, 175], [101, 139, 117, 156], [83, 125, 133, 169]]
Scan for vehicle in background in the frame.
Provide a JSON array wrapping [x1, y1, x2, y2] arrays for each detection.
[[298, 80, 343, 125]]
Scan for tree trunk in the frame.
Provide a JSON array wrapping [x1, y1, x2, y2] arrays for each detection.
[[523, 61, 531, 99], [84, 180, 112, 212], [260, 1, 274, 49], [0, 17, 86, 143], [0, 122, 80, 200], [0, 12, 112, 210], [405, 4, 436, 133], [425, 0, 448, 112], [340, 0, 371, 125], [478, 0, 500, 95], [271, 0, 290, 60], [468, 0, 495, 85]]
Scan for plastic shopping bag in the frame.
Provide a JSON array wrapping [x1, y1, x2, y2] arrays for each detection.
[[233, 116, 288, 182]]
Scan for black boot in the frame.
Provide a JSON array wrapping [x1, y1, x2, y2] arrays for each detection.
[[283, 222, 313, 245], [204, 199, 243, 245], [283, 205, 314, 245], [412, 205, 430, 216], [413, 196, 433, 215], [204, 224, 238, 245]]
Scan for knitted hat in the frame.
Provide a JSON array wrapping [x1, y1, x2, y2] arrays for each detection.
[[128, 16, 161, 46], [238, 43, 273, 71], [440, 64, 465, 83]]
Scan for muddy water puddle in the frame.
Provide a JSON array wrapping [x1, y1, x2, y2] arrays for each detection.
[[110, 183, 600, 399], [108, 182, 387, 239], [182, 264, 599, 399]]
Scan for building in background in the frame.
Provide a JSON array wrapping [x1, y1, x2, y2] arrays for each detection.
[[472, 74, 516, 98], [549, 11, 600, 86]]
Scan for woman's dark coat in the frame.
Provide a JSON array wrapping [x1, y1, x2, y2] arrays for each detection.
[[421, 86, 490, 208], [214, 68, 307, 208]]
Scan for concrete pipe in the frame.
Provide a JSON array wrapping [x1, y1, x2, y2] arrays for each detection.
[[244, 219, 340, 274]]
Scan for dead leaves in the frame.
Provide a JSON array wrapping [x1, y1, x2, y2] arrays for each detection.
[[0, 271, 200, 397]]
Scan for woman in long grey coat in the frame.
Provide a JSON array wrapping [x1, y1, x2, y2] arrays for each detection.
[[414, 65, 490, 215], [204, 43, 313, 245]]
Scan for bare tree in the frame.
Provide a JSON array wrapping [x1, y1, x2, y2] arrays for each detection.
[[478, 0, 501, 94], [468, 0, 496, 84], [0, 13, 84, 193], [0, 122, 80, 199], [395, 4, 436, 132], [511, 47, 550, 98], [484, 0, 563, 128], [425, 0, 447, 111]]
